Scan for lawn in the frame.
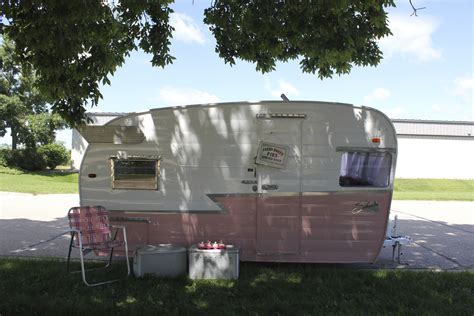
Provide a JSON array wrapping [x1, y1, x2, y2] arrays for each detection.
[[0, 258, 473, 315], [394, 179, 474, 201], [0, 166, 78, 194]]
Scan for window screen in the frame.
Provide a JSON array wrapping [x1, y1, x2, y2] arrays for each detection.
[[111, 158, 160, 190], [339, 152, 392, 187]]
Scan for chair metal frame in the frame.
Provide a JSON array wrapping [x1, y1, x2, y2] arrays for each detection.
[[66, 206, 130, 286]]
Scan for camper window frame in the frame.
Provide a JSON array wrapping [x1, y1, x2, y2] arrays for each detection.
[[337, 149, 392, 188], [110, 156, 161, 190]]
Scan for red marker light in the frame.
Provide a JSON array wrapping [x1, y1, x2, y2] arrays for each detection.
[[372, 137, 381, 144]]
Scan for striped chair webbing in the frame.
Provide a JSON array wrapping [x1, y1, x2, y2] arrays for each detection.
[[68, 206, 112, 247]]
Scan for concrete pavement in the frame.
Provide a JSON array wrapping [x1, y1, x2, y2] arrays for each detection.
[[376, 200, 473, 270], [1, 192, 473, 270], [0, 192, 80, 259]]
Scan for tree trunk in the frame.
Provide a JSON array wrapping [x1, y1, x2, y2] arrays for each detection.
[[11, 125, 17, 150]]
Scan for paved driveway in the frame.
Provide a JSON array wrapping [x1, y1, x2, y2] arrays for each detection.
[[1, 192, 473, 270], [0, 192, 79, 259], [377, 200, 473, 270]]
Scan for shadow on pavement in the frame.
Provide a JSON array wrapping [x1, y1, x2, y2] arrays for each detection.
[[375, 216, 474, 270], [0, 216, 104, 261], [1, 213, 472, 270]]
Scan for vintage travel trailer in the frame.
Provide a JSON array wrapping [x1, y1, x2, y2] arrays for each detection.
[[78, 101, 397, 263]]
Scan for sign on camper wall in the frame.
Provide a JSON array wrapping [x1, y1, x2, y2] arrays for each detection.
[[256, 141, 289, 169]]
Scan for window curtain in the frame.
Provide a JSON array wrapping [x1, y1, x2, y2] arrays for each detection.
[[340, 152, 391, 187]]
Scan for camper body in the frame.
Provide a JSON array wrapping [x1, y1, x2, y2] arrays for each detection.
[[79, 101, 397, 263]]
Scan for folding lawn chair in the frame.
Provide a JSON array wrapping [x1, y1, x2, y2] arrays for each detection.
[[67, 206, 130, 286]]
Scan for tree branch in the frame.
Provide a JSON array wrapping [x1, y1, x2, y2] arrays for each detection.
[[409, 0, 426, 17]]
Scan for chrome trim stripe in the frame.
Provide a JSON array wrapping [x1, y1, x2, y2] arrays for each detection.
[[336, 146, 396, 153], [261, 192, 301, 197], [112, 210, 225, 214], [303, 189, 391, 195], [110, 216, 151, 223]]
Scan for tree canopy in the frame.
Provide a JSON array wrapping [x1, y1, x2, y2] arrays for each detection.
[[0, 36, 66, 149], [0, 0, 395, 125]]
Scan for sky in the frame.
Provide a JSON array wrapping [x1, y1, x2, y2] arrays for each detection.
[[2, 0, 473, 148]]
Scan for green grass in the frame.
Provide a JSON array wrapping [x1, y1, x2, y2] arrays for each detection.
[[0, 166, 78, 194], [0, 258, 472, 315], [394, 179, 474, 201]]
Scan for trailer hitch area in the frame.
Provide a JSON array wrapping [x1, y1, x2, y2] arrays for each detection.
[[351, 201, 379, 214], [383, 236, 412, 264], [383, 215, 412, 264]]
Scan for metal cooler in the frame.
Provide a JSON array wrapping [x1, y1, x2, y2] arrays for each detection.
[[188, 245, 240, 279], [133, 244, 186, 277]]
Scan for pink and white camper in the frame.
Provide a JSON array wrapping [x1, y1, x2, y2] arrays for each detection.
[[78, 101, 397, 263]]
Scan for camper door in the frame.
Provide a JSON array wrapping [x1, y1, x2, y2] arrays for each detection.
[[255, 118, 303, 255]]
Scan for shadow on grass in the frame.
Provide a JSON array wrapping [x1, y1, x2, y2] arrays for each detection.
[[1, 208, 473, 314], [0, 258, 473, 315]]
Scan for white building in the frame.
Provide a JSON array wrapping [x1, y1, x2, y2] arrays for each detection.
[[72, 113, 474, 179], [392, 119, 473, 179]]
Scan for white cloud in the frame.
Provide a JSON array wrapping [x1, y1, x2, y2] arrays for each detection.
[[385, 107, 405, 118], [156, 86, 219, 106], [428, 103, 471, 120], [363, 88, 391, 103], [432, 104, 442, 112], [379, 14, 441, 61], [453, 75, 474, 96], [265, 79, 300, 99], [170, 13, 205, 44]]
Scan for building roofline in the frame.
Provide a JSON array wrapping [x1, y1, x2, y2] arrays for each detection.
[[391, 118, 473, 125]]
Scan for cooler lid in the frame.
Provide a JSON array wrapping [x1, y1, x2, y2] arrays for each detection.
[[136, 244, 186, 254], [189, 244, 240, 254]]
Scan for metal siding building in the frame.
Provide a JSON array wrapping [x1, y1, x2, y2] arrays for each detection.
[[392, 119, 474, 179], [72, 114, 474, 179], [392, 119, 473, 137]]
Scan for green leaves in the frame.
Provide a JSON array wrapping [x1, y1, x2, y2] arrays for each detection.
[[18, 113, 67, 148], [204, 0, 395, 78], [2, 0, 395, 124], [2, 1, 175, 125], [0, 36, 64, 148]]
